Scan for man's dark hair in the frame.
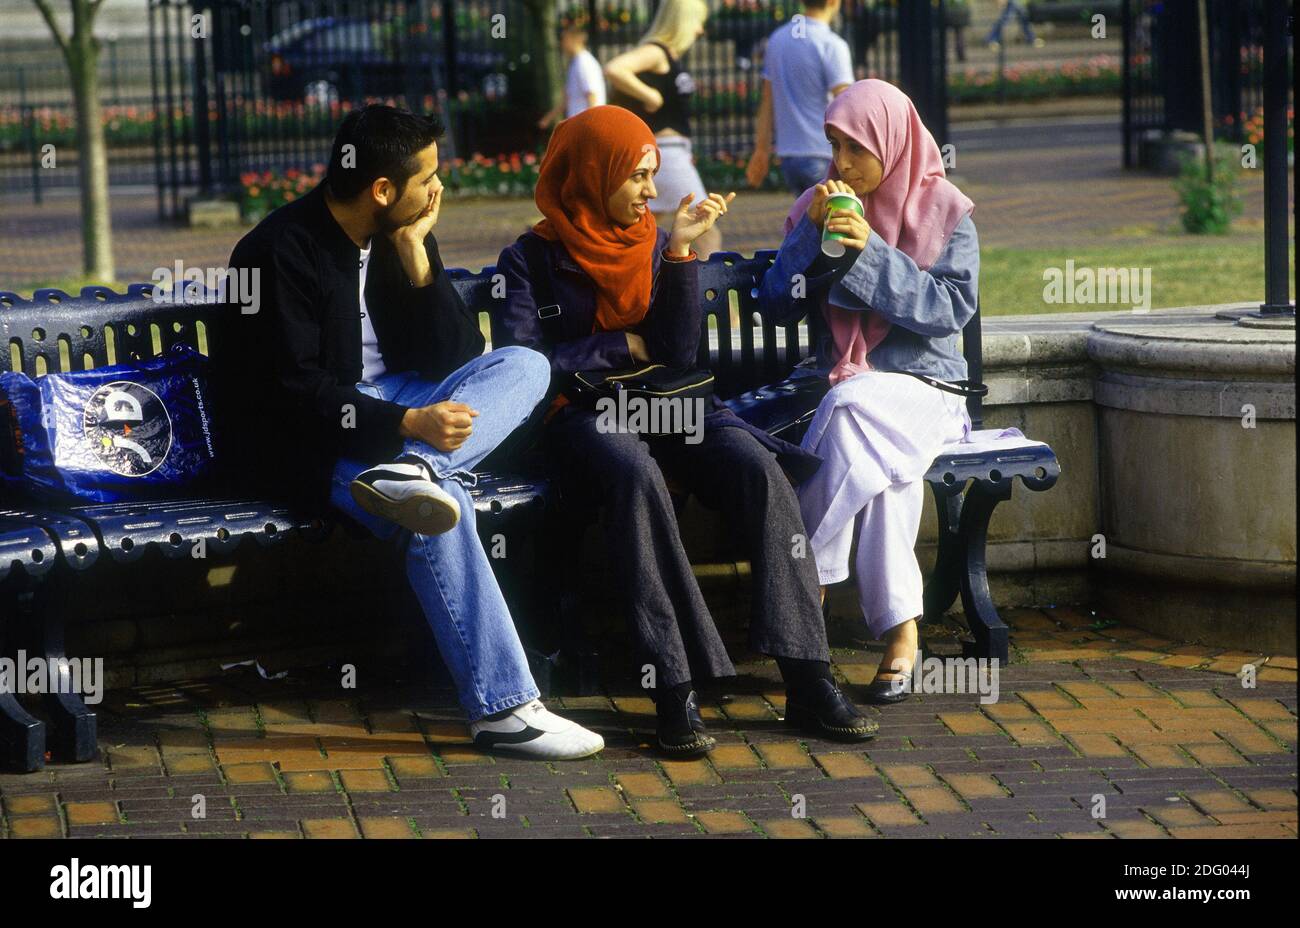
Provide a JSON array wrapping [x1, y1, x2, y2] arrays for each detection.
[[325, 104, 444, 201]]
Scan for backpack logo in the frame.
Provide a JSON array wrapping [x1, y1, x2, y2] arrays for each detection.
[[83, 382, 173, 476]]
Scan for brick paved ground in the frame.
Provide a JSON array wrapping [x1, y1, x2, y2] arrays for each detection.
[[1, 606, 1293, 839]]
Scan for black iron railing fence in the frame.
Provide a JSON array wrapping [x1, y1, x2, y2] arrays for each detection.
[[1121, 0, 1290, 164], [0, 49, 159, 201], [0, 1, 952, 215], [1122, 0, 1294, 316], [149, 0, 948, 218]]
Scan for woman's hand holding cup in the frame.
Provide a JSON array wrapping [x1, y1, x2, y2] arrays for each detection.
[[806, 179, 857, 229], [810, 180, 872, 254]]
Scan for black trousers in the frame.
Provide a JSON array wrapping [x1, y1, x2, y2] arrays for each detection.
[[544, 407, 829, 688]]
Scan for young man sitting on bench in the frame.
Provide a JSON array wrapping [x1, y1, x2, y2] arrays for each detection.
[[218, 104, 604, 760]]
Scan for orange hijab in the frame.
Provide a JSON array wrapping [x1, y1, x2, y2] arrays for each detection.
[[532, 106, 660, 332]]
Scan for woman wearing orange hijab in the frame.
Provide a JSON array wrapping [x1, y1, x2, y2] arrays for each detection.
[[496, 106, 874, 757]]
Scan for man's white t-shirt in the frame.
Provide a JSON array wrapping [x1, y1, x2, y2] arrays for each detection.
[[565, 48, 606, 118], [358, 242, 386, 381]]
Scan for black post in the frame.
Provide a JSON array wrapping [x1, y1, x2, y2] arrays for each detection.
[[899, 0, 946, 144], [1258, 0, 1294, 315], [210, 2, 231, 194], [19, 69, 41, 206], [1161, 3, 1201, 135], [1213, 0, 1243, 142], [934, 0, 949, 144], [440, 0, 461, 153], [149, 0, 165, 219], [192, 9, 213, 198], [161, 1, 181, 219]]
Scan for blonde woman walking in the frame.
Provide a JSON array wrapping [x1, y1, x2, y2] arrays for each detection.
[[603, 0, 721, 258]]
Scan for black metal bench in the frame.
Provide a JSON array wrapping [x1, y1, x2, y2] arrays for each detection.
[[0, 250, 1058, 772]]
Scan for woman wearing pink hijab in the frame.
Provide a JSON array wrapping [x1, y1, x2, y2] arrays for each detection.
[[757, 79, 978, 705]]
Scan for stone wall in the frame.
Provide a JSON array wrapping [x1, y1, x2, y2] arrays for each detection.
[[56, 304, 1298, 684]]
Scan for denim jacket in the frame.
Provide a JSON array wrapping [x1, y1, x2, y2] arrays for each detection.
[[757, 212, 980, 383]]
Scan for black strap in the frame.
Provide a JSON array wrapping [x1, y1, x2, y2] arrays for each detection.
[[520, 232, 565, 343], [892, 370, 988, 397]]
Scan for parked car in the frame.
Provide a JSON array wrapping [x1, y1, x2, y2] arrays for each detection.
[[260, 17, 509, 103], [1026, 1, 1123, 25]]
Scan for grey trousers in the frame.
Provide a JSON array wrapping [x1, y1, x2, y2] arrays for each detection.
[[545, 408, 830, 688]]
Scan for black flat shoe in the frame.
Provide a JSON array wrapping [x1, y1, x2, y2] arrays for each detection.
[[784, 678, 878, 742], [861, 670, 913, 705], [656, 688, 716, 757]]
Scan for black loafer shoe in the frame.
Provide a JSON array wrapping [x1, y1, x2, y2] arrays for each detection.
[[861, 671, 913, 705], [784, 678, 878, 742], [656, 689, 716, 757]]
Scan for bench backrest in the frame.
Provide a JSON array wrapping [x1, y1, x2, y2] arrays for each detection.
[[0, 253, 984, 425]]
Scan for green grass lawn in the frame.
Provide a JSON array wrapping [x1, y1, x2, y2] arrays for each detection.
[[3, 274, 132, 297], [980, 237, 1295, 315], [8, 235, 1294, 319]]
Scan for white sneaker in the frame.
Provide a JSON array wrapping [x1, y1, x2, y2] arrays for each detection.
[[469, 699, 605, 760], [349, 460, 460, 536]]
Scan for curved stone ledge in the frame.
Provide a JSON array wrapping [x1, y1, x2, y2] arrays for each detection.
[[1102, 542, 1297, 591], [1087, 314, 1295, 377], [1094, 370, 1295, 419]]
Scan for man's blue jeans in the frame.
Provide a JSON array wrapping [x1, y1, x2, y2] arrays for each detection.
[[329, 346, 551, 722], [781, 156, 831, 196], [986, 1, 1036, 45]]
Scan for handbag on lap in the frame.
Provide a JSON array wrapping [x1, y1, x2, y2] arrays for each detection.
[[519, 233, 715, 410]]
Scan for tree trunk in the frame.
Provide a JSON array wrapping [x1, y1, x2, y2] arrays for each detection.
[[66, 1, 115, 281]]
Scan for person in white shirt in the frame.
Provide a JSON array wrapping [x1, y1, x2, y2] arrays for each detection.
[[538, 24, 606, 129]]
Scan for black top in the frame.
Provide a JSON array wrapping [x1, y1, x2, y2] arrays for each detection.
[[619, 41, 693, 136], [215, 184, 485, 506]]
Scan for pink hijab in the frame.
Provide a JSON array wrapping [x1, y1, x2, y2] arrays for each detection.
[[783, 79, 974, 386]]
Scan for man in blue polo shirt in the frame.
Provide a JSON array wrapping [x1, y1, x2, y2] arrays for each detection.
[[746, 0, 854, 195]]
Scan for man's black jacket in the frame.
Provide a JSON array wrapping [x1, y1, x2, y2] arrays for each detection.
[[216, 184, 485, 506]]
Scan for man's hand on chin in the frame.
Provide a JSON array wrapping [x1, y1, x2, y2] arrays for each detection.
[[390, 187, 443, 288]]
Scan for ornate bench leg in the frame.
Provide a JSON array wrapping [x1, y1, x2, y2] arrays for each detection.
[[0, 690, 44, 772], [31, 602, 98, 763], [0, 605, 46, 772], [923, 484, 965, 624], [956, 479, 1012, 664]]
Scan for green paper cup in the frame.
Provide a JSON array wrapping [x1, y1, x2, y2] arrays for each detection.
[[821, 191, 864, 258]]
